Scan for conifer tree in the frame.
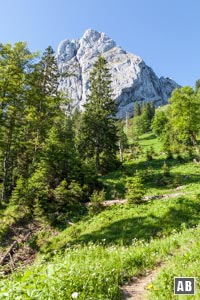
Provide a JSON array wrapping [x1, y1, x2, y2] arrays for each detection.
[[133, 102, 155, 136], [79, 56, 118, 173], [195, 79, 200, 92], [41, 116, 80, 185], [125, 170, 145, 205], [133, 101, 141, 116], [0, 42, 35, 202], [20, 46, 64, 173], [0, 42, 84, 211]]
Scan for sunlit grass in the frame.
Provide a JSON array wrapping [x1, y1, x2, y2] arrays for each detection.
[[1, 224, 200, 300], [148, 232, 200, 299], [40, 193, 200, 254], [1, 130, 200, 300], [101, 131, 200, 199]]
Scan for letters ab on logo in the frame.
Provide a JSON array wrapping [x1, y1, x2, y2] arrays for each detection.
[[174, 277, 195, 295]]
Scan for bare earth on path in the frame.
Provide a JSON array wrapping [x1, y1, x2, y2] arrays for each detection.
[[121, 266, 162, 300]]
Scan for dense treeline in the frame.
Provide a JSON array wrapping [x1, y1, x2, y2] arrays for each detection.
[[0, 43, 121, 220], [132, 100, 155, 135], [1, 41, 200, 221], [151, 86, 200, 158], [130, 87, 200, 160]]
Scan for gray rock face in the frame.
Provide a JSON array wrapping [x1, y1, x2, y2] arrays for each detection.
[[57, 29, 179, 118]]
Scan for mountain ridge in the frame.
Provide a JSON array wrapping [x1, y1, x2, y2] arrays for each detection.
[[57, 29, 180, 118]]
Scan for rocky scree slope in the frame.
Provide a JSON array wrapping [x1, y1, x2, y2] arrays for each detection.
[[57, 29, 179, 118]]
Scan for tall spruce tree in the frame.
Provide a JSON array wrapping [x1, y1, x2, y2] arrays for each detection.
[[117, 121, 128, 162], [125, 170, 145, 205], [133, 102, 155, 136], [0, 42, 35, 202], [21, 46, 63, 171], [9, 46, 82, 212], [195, 79, 200, 92], [133, 101, 141, 116], [79, 56, 118, 173]]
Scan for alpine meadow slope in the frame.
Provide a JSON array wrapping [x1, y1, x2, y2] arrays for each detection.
[[0, 29, 200, 300]]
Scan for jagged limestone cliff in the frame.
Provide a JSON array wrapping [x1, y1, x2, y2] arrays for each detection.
[[57, 29, 179, 118]]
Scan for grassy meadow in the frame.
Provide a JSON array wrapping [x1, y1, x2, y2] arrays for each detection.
[[0, 131, 200, 299]]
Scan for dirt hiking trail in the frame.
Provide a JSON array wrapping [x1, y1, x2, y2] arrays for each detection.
[[121, 266, 162, 300]]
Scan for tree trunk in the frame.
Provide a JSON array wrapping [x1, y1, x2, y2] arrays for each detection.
[[190, 132, 200, 157], [2, 138, 12, 202], [95, 146, 100, 173], [125, 112, 129, 135], [0, 241, 17, 266], [119, 139, 123, 162]]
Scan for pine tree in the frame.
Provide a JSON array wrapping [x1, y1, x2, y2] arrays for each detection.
[[151, 109, 168, 137], [132, 102, 154, 135], [28, 46, 60, 97], [0, 42, 35, 202], [0, 42, 84, 211], [195, 79, 200, 92], [78, 56, 118, 173], [125, 170, 145, 205], [41, 116, 80, 186], [162, 161, 170, 177], [54, 179, 82, 211], [141, 102, 152, 131], [133, 101, 141, 116], [149, 101, 155, 119], [88, 189, 105, 215], [20, 46, 64, 174]]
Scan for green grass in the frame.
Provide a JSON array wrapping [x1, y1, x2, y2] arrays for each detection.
[[148, 234, 200, 299], [0, 192, 200, 300], [138, 132, 163, 153], [40, 194, 200, 253], [1, 223, 200, 299], [0, 130, 200, 299], [100, 131, 200, 199]]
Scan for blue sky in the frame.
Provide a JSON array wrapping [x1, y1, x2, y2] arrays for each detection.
[[0, 0, 199, 87]]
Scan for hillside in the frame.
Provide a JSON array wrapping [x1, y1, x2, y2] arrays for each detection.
[[0, 43, 200, 298], [0, 132, 200, 299]]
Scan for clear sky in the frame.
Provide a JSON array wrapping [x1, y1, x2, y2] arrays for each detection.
[[0, 0, 199, 87]]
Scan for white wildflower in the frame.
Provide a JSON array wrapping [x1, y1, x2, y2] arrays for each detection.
[[72, 292, 79, 299]]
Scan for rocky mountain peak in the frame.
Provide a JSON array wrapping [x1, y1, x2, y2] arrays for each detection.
[[57, 29, 180, 118]]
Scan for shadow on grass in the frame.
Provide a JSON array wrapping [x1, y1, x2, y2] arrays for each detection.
[[73, 196, 200, 246], [102, 157, 200, 199], [123, 156, 192, 175], [139, 133, 157, 141]]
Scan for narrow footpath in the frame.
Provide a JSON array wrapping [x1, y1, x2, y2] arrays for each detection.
[[121, 266, 162, 300]]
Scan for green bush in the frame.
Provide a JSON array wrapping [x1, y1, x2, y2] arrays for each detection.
[[10, 166, 49, 215], [145, 146, 155, 161], [54, 180, 83, 210], [125, 170, 145, 205], [162, 162, 170, 177], [88, 189, 105, 215]]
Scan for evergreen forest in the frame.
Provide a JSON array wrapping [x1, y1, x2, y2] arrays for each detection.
[[0, 42, 200, 300]]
